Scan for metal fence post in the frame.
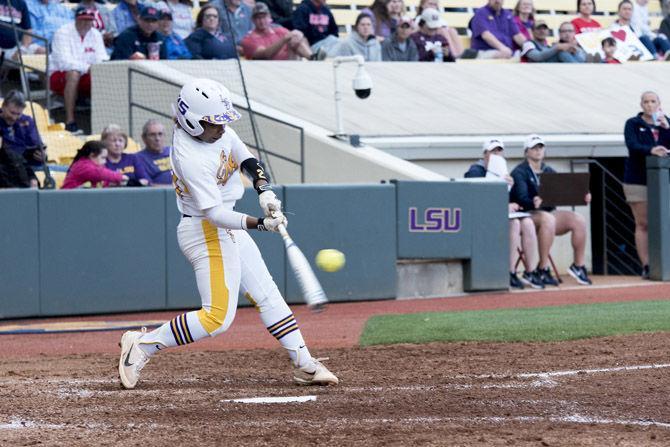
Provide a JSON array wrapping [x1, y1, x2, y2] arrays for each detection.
[[646, 156, 670, 281]]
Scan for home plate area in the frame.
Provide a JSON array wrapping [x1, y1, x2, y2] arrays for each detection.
[[2, 333, 670, 446]]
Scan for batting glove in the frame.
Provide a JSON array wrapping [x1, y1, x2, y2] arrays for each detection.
[[259, 190, 282, 218], [257, 215, 286, 232]]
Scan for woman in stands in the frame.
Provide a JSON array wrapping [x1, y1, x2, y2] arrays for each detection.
[[102, 124, 150, 186], [572, 0, 601, 34], [185, 5, 237, 60], [623, 92, 670, 279], [416, 0, 463, 58], [361, 0, 405, 40], [335, 13, 383, 60], [513, 0, 535, 44], [62, 141, 128, 189]]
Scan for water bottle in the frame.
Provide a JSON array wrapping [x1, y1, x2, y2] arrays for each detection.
[[433, 43, 443, 63]]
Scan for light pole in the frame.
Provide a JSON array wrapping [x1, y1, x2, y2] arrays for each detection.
[[332, 55, 373, 142]]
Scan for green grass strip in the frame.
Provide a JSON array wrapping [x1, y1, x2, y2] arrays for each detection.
[[359, 300, 670, 346]]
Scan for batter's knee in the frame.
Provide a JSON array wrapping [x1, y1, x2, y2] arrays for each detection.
[[197, 307, 233, 336], [244, 284, 284, 313]]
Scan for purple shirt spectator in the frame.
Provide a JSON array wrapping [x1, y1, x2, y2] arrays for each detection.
[[105, 153, 150, 184], [471, 4, 519, 50], [136, 146, 172, 185]]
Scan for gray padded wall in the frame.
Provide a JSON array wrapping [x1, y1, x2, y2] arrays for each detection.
[[0, 190, 39, 318], [283, 184, 397, 302], [39, 189, 167, 315]]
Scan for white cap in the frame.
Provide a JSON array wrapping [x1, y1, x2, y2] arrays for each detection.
[[420, 8, 444, 29], [482, 137, 505, 152], [524, 134, 545, 149]]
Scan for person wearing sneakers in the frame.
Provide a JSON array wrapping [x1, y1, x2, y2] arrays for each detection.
[[465, 137, 543, 290], [510, 134, 593, 286], [118, 78, 338, 389]]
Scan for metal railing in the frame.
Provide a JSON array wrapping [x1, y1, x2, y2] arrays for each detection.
[[571, 159, 640, 276], [127, 67, 305, 183]]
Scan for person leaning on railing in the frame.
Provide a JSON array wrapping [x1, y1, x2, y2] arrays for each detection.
[[623, 91, 670, 279]]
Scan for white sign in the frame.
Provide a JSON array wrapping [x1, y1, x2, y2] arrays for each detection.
[[575, 25, 654, 62]]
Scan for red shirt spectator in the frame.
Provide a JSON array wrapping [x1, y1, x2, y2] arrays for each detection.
[[571, 0, 601, 33]]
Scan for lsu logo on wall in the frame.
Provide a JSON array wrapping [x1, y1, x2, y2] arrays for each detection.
[[408, 207, 461, 233]]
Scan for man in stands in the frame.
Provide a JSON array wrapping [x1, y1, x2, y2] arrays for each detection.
[[111, 5, 166, 60], [411, 8, 454, 61], [241, 2, 314, 60], [556, 21, 586, 63], [382, 15, 419, 61], [510, 134, 592, 286], [0, 90, 45, 167], [113, 0, 142, 35], [136, 119, 172, 185], [26, 0, 73, 49], [0, 0, 45, 61], [292, 0, 339, 56], [520, 20, 580, 62], [50, 7, 109, 135], [470, 0, 526, 59], [211, 0, 252, 51]]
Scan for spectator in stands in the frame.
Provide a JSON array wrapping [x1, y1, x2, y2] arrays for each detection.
[[513, 0, 535, 45], [263, 0, 293, 29], [136, 119, 173, 185], [521, 20, 580, 62], [661, 13, 670, 40], [614, 0, 670, 59], [62, 140, 128, 189], [155, 0, 193, 39], [334, 13, 382, 60], [209, 0, 253, 50], [601, 36, 620, 62], [623, 91, 670, 279], [381, 15, 419, 60], [572, 0, 601, 34], [102, 124, 150, 186], [159, 10, 192, 59], [50, 7, 109, 135], [556, 21, 587, 62], [111, 6, 167, 60], [465, 138, 543, 290], [411, 8, 454, 61], [632, 0, 670, 59], [26, 0, 73, 48], [0, 0, 45, 61], [80, 0, 117, 48], [510, 134, 592, 286], [361, 0, 404, 40], [113, 0, 142, 35], [0, 90, 44, 167], [292, 0, 339, 56], [241, 2, 315, 60], [185, 5, 237, 59], [0, 133, 38, 188], [416, 0, 463, 58], [470, 0, 526, 59]]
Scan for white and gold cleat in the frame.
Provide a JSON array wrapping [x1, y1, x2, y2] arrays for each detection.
[[118, 329, 150, 389], [293, 358, 339, 386]]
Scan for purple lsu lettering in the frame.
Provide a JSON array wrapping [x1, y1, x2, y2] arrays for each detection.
[[408, 207, 461, 233]]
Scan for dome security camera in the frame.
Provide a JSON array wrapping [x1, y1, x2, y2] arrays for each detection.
[[352, 65, 372, 99]]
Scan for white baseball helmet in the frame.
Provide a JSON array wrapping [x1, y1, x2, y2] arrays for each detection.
[[173, 78, 241, 137]]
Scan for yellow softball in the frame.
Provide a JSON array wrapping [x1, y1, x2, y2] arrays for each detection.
[[315, 249, 346, 272]]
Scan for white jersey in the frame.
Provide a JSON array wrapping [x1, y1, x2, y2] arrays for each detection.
[[170, 124, 254, 216]]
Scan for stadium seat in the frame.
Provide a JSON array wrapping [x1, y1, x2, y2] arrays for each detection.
[[533, 0, 575, 12], [41, 131, 84, 165], [443, 12, 472, 29], [23, 102, 65, 133], [35, 169, 67, 189]]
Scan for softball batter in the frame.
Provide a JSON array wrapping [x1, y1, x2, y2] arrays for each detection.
[[118, 78, 338, 389]]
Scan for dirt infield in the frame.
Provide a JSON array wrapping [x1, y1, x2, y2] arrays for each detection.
[[2, 281, 670, 445]]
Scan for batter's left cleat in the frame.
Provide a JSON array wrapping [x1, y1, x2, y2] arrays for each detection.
[[118, 328, 150, 389], [293, 358, 339, 386]]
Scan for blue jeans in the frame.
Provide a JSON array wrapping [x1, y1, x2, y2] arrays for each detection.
[[639, 34, 670, 57]]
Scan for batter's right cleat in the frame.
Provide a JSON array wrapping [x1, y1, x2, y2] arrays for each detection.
[[293, 358, 339, 386], [118, 329, 150, 389]]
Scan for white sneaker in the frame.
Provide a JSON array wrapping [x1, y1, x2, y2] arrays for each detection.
[[293, 358, 339, 386], [118, 329, 150, 389]]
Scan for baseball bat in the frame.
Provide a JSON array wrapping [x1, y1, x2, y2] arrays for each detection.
[[278, 223, 328, 312]]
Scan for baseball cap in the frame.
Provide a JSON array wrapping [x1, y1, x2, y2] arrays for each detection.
[[160, 10, 173, 20], [74, 6, 96, 20], [482, 137, 505, 152], [140, 5, 161, 21], [252, 2, 270, 17], [420, 8, 444, 29], [533, 20, 549, 30], [524, 134, 545, 149]]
